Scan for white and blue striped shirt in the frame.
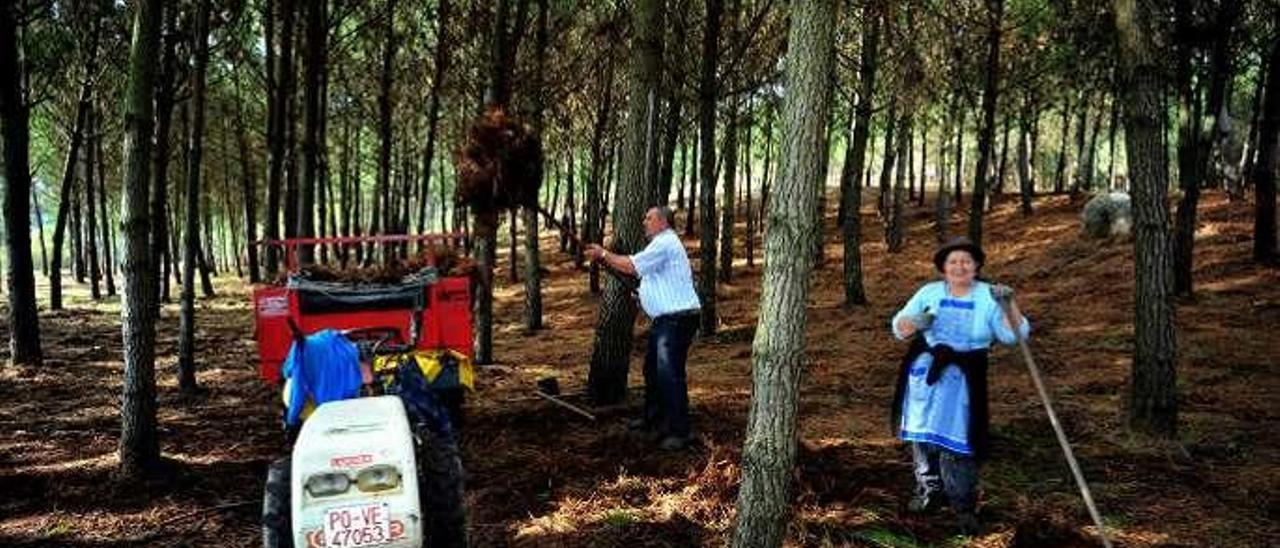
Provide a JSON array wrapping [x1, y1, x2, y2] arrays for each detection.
[[631, 229, 702, 318]]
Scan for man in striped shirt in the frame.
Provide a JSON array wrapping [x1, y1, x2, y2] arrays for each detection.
[[586, 206, 702, 450]]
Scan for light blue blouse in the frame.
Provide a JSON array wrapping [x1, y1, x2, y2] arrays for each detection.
[[890, 281, 1031, 454]]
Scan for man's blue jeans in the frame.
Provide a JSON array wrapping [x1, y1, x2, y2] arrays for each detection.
[[643, 311, 699, 438]]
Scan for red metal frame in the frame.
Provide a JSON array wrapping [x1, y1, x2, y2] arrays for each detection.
[[251, 234, 473, 384]]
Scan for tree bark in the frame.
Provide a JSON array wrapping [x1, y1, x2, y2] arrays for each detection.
[[1253, 14, 1279, 265], [418, 0, 452, 238], [953, 102, 966, 205], [32, 186, 48, 277], [374, 0, 396, 259], [1114, 0, 1178, 438], [297, 0, 325, 265], [888, 114, 911, 252], [87, 103, 101, 300], [918, 120, 928, 207], [1070, 89, 1091, 196], [840, 0, 879, 306], [719, 98, 739, 283], [995, 115, 1011, 196], [587, 0, 661, 404], [72, 180, 85, 284], [178, 0, 211, 397], [118, 0, 164, 481], [50, 82, 91, 311], [1, 0, 43, 365], [1017, 98, 1036, 215], [1054, 93, 1071, 193], [234, 76, 261, 282], [521, 0, 545, 328], [266, 0, 294, 274], [697, 0, 723, 336], [731, 1, 836, 544], [877, 102, 897, 219], [95, 104, 115, 296], [967, 0, 1004, 248], [587, 45, 615, 295], [1172, 0, 1239, 297]]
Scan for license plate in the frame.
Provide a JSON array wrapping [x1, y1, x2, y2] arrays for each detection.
[[323, 503, 392, 547]]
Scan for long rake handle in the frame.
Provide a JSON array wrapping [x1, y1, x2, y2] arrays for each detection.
[[1002, 300, 1114, 548], [530, 204, 639, 293]]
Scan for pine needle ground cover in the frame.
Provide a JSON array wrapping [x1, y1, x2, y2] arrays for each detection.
[[0, 191, 1276, 546]]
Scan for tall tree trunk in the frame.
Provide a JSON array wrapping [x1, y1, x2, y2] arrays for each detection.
[[72, 182, 85, 283], [374, 0, 396, 259], [32, 186, 48, 277], [1, 0, 43, 365], [731, 1, 836, 544], [1173, 0, 1240, 297], [685, 127, 699, 236], [841, 1, 879, 306], [1054, 93, 1072, 193], [50, 83, 91, 310], [265, 0, 293, 274], [697, 0, 723, 336], [272, 0, 296, 265], [888, 114, 911, 252], [96, 107, 115, 296], [234, 77, 261, 282], [297, 0, 325, 265], [953, 102, 966, 205], [719, 99, 739, 282], [744, 99, 755, 268], [1244, 54, 1269, 185], [587, 47, 615, 295], [1017, 100, 1036, 215], [178, 0, 211, 397], [658, 96, 682, 205], [418, 0, 451, 238], [87, 103, 101, 300], [568, 151, 582, 267], [523, 0, 546, 328], [152, 5, 176, 303], [1070, 89, 1091, 196], [1253, 15, 1279, 265], [967, 0, 1004, 248], [587, 0, 661, 404], [1082, 96, 1105, 193], [918, 120, 928, 207], [118, 0, 164, 481], [995, 115, 1011, 196], [877, 102, 897, 218], [760, 114, 772, 226], [1114, 0, 1178, 438], [1106, 92, 1120, 187]]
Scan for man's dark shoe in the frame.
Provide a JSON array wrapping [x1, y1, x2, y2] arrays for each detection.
[[627, 418, 650, 431], [955, 510, 980, 536], [907, 491, 944, 513], [659, 435, 690, 451]]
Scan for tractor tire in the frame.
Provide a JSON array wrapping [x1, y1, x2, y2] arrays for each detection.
[[262, 457, 294, 548], [438, 388, 466, 433], [418, 425, 468, 548]]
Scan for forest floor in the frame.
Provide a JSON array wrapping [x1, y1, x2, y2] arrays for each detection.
[[1, 189, 1277, 547]]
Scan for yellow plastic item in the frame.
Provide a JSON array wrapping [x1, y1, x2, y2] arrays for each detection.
[[371, 349, 475, 391]]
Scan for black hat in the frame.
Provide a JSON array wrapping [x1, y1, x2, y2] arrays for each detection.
[[933, 237, 985, 272]]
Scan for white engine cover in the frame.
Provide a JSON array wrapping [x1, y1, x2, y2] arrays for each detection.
[[292, 396, 422, 548]]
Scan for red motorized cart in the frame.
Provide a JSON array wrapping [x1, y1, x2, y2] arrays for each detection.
[[251, 234, 473, 384]]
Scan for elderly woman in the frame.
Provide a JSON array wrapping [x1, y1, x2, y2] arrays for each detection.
[[890, 237, 1029, 535]]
